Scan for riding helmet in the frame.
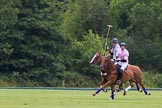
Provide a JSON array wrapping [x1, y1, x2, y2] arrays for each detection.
[[112, 38, 118, 43], [120, 42, 126, 47]]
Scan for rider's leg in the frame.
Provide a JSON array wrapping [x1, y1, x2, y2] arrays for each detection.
[[116, 69, 123, 84], [116, 62, 128, 84]]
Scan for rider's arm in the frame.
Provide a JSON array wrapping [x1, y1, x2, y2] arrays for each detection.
[[114, 45, 121, 59], [110, 48, 113, 54], [121, 59, 127, 62]]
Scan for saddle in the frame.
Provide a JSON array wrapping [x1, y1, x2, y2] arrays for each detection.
[[117, 64, 128, 71], [116, 64, 128, 82]]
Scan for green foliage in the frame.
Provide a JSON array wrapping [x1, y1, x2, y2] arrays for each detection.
[[61, 0, 110, 40], [154, 74, 162, 88], [0, 0, 161, 87], [142, 72, 162, 88]]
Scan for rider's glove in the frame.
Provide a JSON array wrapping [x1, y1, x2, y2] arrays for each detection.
[[121, 59, 127, 62], [116, 58, 121, 62]]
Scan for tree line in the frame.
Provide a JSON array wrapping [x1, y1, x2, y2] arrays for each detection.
[[0, 0, 161, 87]]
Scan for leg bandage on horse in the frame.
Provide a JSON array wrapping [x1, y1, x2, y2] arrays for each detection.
[[96, 88, 103, 94]]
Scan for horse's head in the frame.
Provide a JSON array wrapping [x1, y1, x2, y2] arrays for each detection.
[[99, 54, 112, 71], [90, 52, 102, 65]]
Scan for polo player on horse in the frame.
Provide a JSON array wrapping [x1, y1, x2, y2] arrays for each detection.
[[110, 38, 120, 64], [116, 42, 129, 85], [110, 39, 129, 85]]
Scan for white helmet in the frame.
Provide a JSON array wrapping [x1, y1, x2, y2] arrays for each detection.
[[112, 38, 118, 43], [120, 42, 126, 47]]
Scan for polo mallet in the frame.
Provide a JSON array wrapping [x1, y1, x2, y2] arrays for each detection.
[[105, 25, 113, 53]]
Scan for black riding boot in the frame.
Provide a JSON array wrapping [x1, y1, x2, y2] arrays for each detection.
[[116, 69, 123, 85]]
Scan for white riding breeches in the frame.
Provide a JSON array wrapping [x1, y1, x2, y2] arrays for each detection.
[[118, 62, 128, 71]]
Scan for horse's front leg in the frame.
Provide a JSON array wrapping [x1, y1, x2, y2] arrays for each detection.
[[115, 83, 123, 93], [93, 81, 112, 96], [92, 79, 107, 96], [110, 84, 115, 100], [99, 78, 106, 86], [100, 85, 108, 93], [99, 78, 108, 93], [118, 83, 123, 90], [112, 83, 123, 96]]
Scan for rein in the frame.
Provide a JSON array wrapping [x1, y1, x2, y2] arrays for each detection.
[[100, 57, 117, 76]]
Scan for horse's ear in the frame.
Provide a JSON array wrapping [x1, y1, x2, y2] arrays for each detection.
[[96, 51, 100, 56], [105, 53, 111, 60], [104, 52, 110, 56], [107, 53, 111, 57]]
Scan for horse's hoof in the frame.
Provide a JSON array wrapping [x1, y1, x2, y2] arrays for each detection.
[[92, 93, 96, 96], [109, 94, 115, 100], [109, 97, 114, 100], [103, 89, 108, 92], [139, 89, 142, 92], [109, 98, 113, 100], [123, 90, 126, 96], [115, 88, 121, 92]]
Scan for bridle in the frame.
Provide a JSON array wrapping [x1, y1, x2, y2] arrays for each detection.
[[99, 56, 115, 74]]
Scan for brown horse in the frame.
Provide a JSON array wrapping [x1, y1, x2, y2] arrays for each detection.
[[90, 52, 142, 96], [90, 52, 123, 92], [92, 53, 151, 100]]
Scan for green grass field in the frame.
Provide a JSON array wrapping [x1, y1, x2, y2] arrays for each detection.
[[0, 89, 162, 108]]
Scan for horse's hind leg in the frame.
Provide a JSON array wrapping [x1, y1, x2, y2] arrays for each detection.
[[136, 79, 151, 95], [136, 83, 142, 92], [123, 81, 134, 96], [123, 81, 142, 96]]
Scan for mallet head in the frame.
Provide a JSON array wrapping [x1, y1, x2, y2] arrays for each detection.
[[107, 25, 113, 27]]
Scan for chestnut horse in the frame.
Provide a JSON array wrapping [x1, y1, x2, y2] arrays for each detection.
[[91, 53, 150, 100], [90, 52, 142, 96]]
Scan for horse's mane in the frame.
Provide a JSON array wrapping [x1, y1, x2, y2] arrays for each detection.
[[104, 55, 117, 73]]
